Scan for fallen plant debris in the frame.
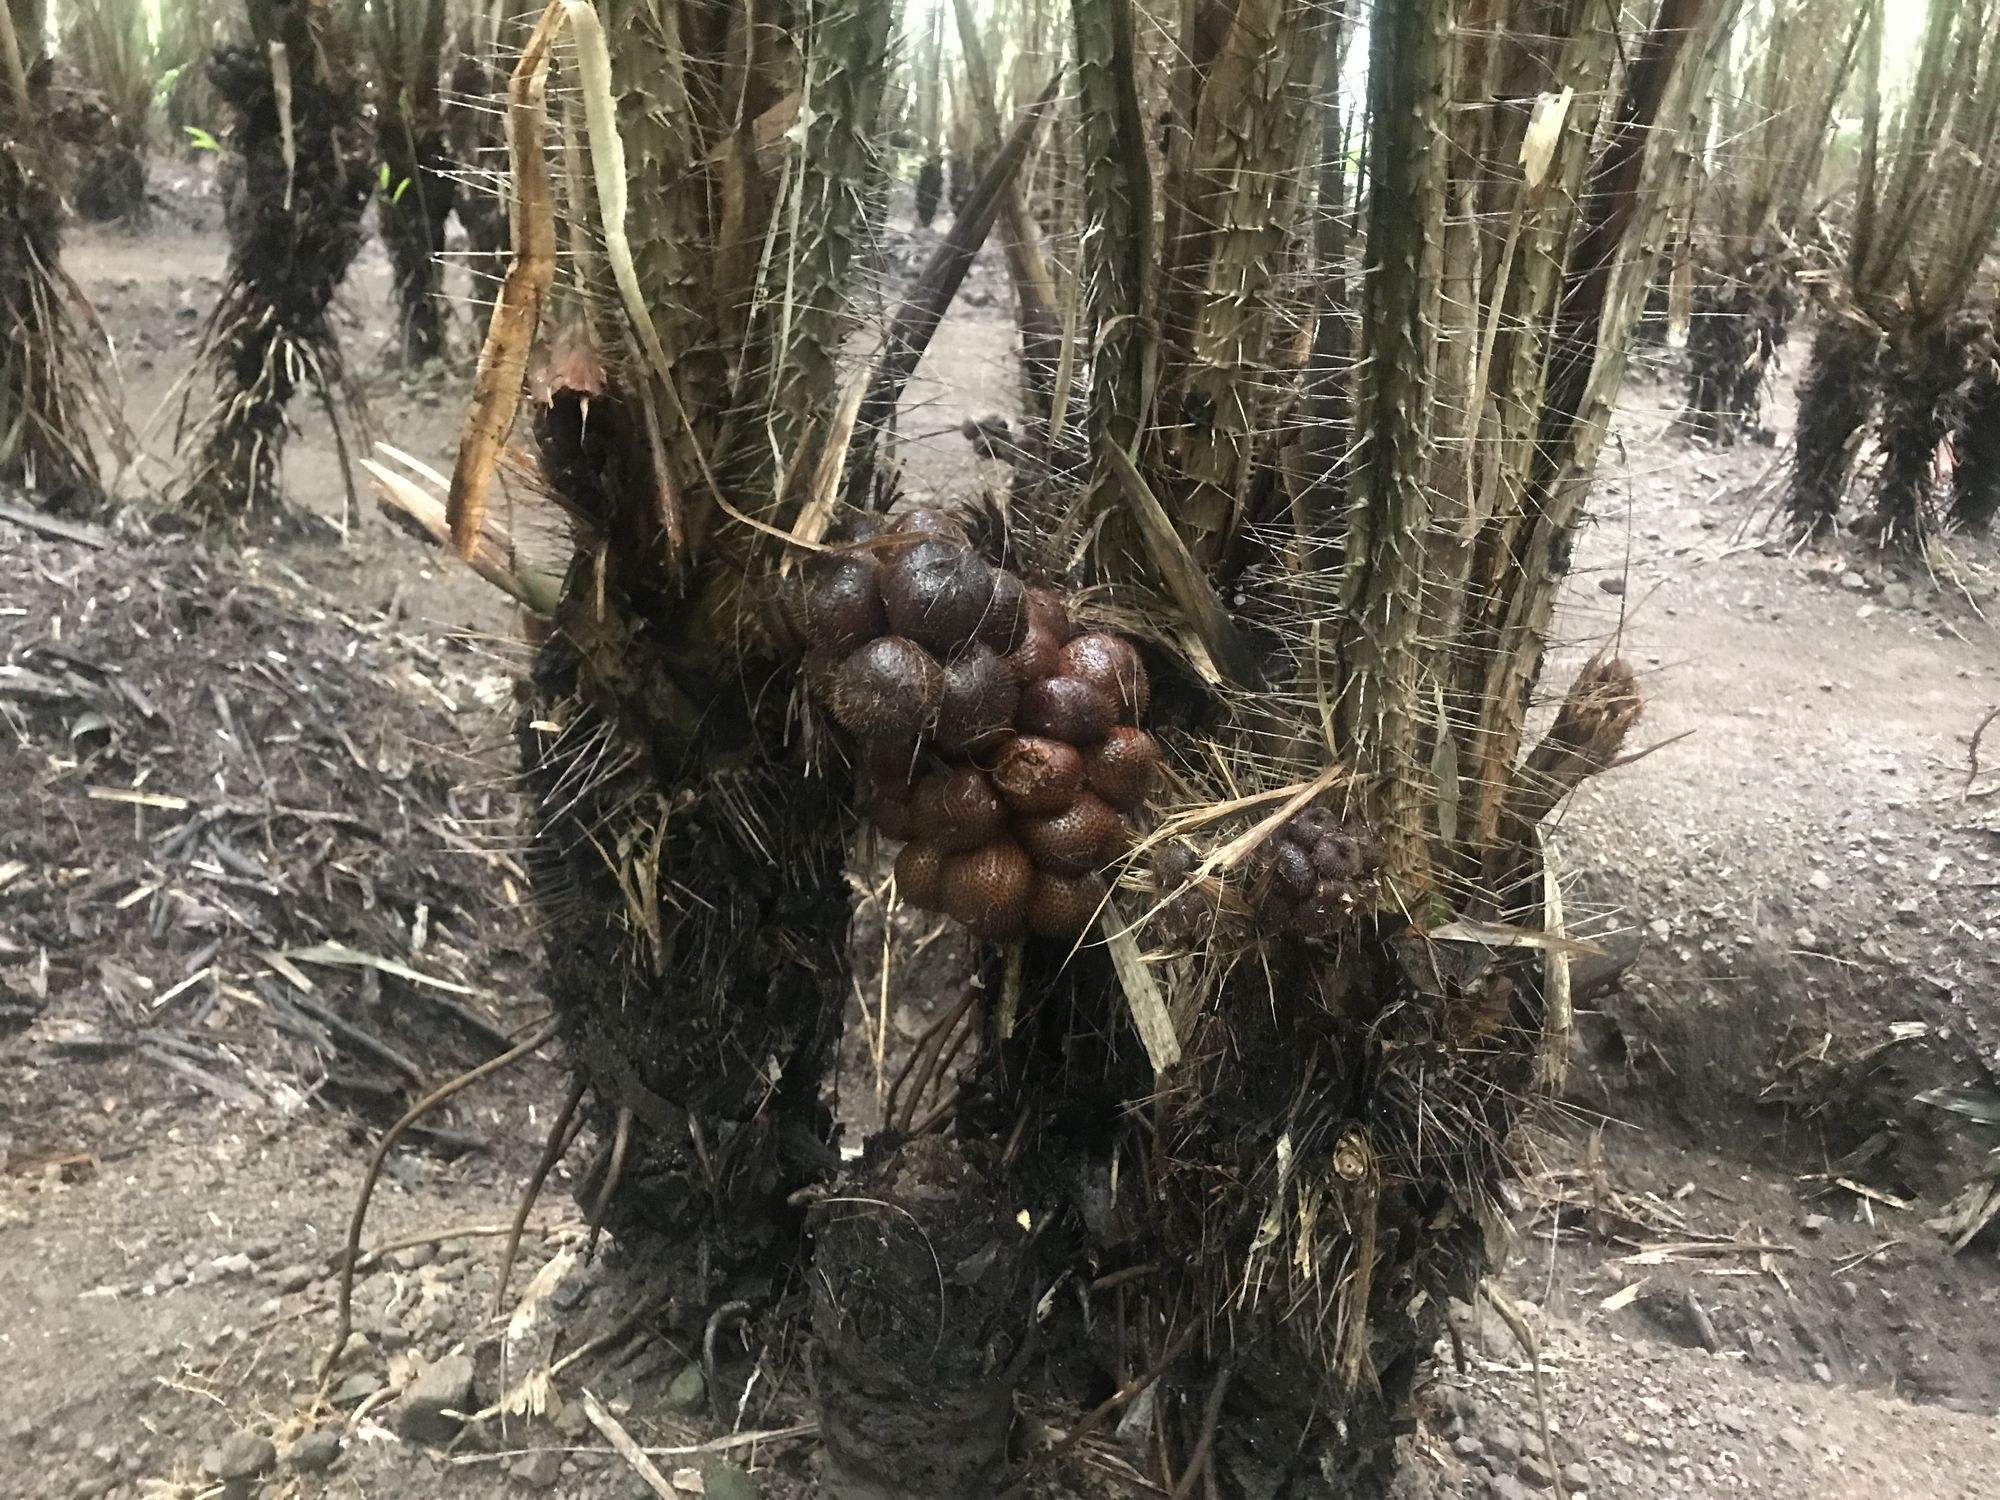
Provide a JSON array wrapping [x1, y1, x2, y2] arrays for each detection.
[[0, 512, 542, 1156]]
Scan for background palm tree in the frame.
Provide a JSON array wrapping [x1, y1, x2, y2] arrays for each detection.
[[1, 0, 116, 506], [174, 0, 371, 520], [1788, 0, 2000, 541]]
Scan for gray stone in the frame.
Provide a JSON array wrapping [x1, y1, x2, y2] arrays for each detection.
[[1882, 581, 1913, 610], [389, 1244, 436, 1271], [1486, 1477, 1532, 1500], [1716, 1406, 1749, 1435], [1519, 1452, 1555, 1489], [332, 1371, 385, 1404], [1778, 1425, 1814, 1456], [700, 1461, 761, 1500], [6, 1416, 33, 1445], [511, 1450, 564, 1490], [1800, 1214, 1832, 1235], [1840, 571, 1868, 592], [215, 1431, 277, 1481], [663, 1363, 707, 1415], [286, 1431, 343, 1473], [273, 1264, 316, 1294], [394, 1354, 477, 1444], [212, 1252, 255, 1277], [1561, 1462, 1592, 1492], [553, 1402, 590, 1440], [1453, 1434, 1484, 1459], [1485, 1426, 1523, 1462]]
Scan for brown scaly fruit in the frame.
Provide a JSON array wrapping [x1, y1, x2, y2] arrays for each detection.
[[882, 540, 1021, 656], [1005, 587, 1072, 681], [940, 841, 1033, 941], [896, 841, 948, 911], [936, 644, 1020, 754], [1059, 633, 1149, 724], [1027, 870, 1108, 940], [1083, 726, 1160, 810], [990, 735, 1085, 814], [831, 637, 944, 739], [1015, 793, 1123, 876], [803, 555, 888, 651], [1017, 676, 1116, 744], [914, 767, 1008, 853]]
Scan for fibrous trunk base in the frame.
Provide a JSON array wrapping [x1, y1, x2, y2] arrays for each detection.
[[179, 5, 368, 519], [809, 1137, 1026, 1500], [1680, 243, 1797, 442], [1788, 314, 1880, 535], [0, 71, 101, 503]]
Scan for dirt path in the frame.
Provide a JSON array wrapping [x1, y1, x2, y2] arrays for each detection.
[[3, 191, 1998, 1500]]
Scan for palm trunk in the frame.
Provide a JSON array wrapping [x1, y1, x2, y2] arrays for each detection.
[[177, 0, 371, 519], [1, 0, 108, 504], [1789, 312, 1881, 535], [1680, 238, 1799, 441], [372, 0, 451, 362]]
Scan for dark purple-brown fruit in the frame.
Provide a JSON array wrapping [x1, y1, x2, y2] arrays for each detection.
[[830, 636, 943, 738], [803, 645, 847, 708], [868, 792, 916, 842], [1272, 839, 1315, 895], [896, 841, 948, 911], [877, 506, 956, 556], [803, 555, 887, 651], [1027, 587, 1072, 643], [990, 735, 1085, 814], [972, 568, 1029, 652], [1028, 870, 1107, 940], [1083, 726, 1160, 810], [1298, 877, 1363, 935], [1310, 831, 1361, 880], [1015, 792, 1123, 876], [857, 736, 924, 794], [1060, 633, 1149, 723], [915, 767, 1008, 853], [882, 540, 1006, 656], [940, 841, 1033, 941], [773, 573, 812, 651], [1289, 807, 1338, 844], [936, 644, 1020, 753], [1017, 675, 1116, 744]]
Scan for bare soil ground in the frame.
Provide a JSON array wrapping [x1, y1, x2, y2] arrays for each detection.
[[3, 170, 1998, 1500]]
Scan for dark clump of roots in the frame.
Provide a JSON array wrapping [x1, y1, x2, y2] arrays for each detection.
[[1, 62, 107, 505], [176, 0, 370, 520], [810, 1137, 1029, 1500], [522, 547, 853, 1297], [1864, 320, 1965, 546], [1788, 312, 1882, 536], [914, 156, 944, 228], [378, 134, 453, 362], [1950, 313, 2000, 533], [1679, 241, 1798, 442]]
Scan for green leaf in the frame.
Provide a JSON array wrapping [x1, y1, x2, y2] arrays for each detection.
[[391, 176, 411, 205], [183, 125, 219, 153], [377, 161, 392, 190]]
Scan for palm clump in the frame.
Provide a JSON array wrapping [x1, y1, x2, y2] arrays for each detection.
[[383, 0, 1740, 1493], [1788, 0, 2000, 541], [1679, 0, 1863, 441]]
